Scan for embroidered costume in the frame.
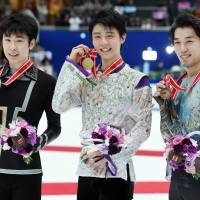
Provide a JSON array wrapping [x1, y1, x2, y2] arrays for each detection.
[[52, 58, 152, 181], [155, 73, 200, 184]]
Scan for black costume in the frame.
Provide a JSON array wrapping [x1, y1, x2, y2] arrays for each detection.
[[0, 62, 61, 200]]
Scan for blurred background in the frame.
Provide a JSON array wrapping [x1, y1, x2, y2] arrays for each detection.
[[0, 1, 199, 199], [1, 0, 199, 82]]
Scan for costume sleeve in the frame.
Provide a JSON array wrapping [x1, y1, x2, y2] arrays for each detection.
[[110, 76, 152, 170], [154, 95, 184, 144], [52, 58, 86, 114], [34, 78, 61, 152], [154, 96, 175, 143]]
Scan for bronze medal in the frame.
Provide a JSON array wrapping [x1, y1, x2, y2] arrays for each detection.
[[82, 57, 94, 70]]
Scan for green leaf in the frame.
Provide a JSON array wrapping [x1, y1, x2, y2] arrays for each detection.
[[23, 156, 33, 165]]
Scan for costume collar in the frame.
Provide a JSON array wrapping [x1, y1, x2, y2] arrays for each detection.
[[0, 62, 38, 81], [97, 57, 125, 78]]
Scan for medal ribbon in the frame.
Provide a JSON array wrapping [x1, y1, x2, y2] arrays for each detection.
[[80, 49, 124, 78], [95, 57, 124, 79], [0, 67, 4, 76], [0, 59, 33, 86], [164, 71, 200, 98]]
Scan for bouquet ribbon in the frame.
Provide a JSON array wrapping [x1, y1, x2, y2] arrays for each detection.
[[164, 71, 200, 98], [103, 154, 117, 176], [0, 59, 33, 86], [81, 139, 118, 176]]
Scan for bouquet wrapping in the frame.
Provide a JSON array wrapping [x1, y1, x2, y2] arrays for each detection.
[[81, 123, 125, 176], [164, 132, 200, 180], [0, 118, 37, 164]]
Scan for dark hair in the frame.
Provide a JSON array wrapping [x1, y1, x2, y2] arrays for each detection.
[[0, 12, 39, 43], [89, 9, 126, 37], [169, 12, 200, 44]]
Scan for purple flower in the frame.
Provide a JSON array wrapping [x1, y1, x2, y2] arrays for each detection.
[[20, 128, 28, 138], [185, 153, 196, 162], [27, 132, 37, 146], [91, 132, 105, 144], [185, 160, 193, 168], [187, 145, 197, 154], [172, 135, 184, 145], [98, 123, 108, 135], [174, 144, 183, 153], [109, 135, 118, 144], [169, 161, 179, 170], [91, 132, 99, 139], [182, 145, 189, 153], [108, 144, 119, 155], [98, 145, 108, 154], [13, 147, 26, 155], [182, 138, 192, 145]]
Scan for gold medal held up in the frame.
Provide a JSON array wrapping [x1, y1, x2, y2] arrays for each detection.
[[82, 57, 94, 70]]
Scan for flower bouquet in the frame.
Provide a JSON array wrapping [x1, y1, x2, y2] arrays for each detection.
[[0, 118, 37, 164], [81, 123, 125, 176], [164, 134, 200, 180]]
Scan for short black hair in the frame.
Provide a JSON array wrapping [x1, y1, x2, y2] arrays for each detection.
[[169, 12, 200, 44], [89, 9, 126, 37], [0, 12, 39, 43]]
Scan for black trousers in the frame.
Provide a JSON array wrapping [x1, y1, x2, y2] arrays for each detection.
[[77, 165, 134, 200], [0, 173, 42, 200], [169, 170, 200, 200], [169, 180, 200, 200]]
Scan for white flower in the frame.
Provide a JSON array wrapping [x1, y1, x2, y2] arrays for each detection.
[[10, 127, 21, 137], [3, 143, 11, 150]]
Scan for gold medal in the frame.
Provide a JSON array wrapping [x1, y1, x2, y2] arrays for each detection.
[[82, 57, 94, 70]]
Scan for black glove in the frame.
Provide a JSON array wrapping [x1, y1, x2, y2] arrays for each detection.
[[33, 134, 48, 153]]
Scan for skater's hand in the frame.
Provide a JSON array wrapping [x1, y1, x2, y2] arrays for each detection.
[[155, 80, 171, 100], [185, 157, 200, 174], [69, 44, 90, 64], [185, 166, 196, 174], [82, 150, 107, 176]]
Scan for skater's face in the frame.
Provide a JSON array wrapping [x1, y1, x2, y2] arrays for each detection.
[[173, 27, 200, 76], [91, 24, 126, 65], [2, 32, 35, 69]]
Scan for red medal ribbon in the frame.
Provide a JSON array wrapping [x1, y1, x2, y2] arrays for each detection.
[[0, 59, 33, 86], [98, 57, 124, 79], [0, 67, 4, 75], [80, 49, 124, 78], [164, 71, 200, 98]]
